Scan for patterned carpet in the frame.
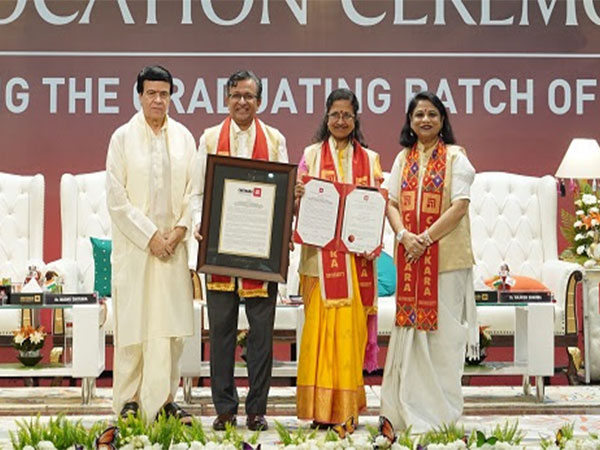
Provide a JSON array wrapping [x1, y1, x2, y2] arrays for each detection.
[[0, 385, 599, 448]]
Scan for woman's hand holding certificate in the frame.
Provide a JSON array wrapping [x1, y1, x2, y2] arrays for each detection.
[[293, 176, 387, 255]]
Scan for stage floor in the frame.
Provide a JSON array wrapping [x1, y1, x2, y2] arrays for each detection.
[[0, 385, 599, 448]]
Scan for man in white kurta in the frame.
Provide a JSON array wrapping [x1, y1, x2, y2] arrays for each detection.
[[196, 70, 287, 432], [106, 65, 199, 422]]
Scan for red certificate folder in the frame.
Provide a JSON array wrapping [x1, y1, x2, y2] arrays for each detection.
[[293, 175, 388, 255]]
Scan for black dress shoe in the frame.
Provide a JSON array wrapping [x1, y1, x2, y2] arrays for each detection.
[[246, 414, 268, 431], [119, 401, 139, 419], [158, 402, 193, 425], [310, 420, 333, 430], [213, 413, 237, 431]]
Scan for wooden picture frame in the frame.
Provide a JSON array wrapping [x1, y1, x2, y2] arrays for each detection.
[[197, 154, 297, 283]]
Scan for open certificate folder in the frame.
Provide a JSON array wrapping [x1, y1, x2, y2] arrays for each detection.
[[293, 175, 388, 255]]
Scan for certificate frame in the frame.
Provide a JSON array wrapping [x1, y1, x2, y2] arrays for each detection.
[[197, 154, 297, 283]]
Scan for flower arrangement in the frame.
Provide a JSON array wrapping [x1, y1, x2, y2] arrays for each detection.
[[8, 415, 600, 450], [560, 181, 600, 268], [12, 325, 46, 353]]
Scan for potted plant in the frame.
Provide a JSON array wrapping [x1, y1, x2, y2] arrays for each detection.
[[12, 325, 46, 367]]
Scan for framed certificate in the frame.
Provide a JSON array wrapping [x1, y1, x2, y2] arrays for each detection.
[[197, 154, 297, 283]]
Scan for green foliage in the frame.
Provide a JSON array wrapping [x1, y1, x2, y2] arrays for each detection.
[[274, 420, 293, 446], [9, 414, 109, 450], [419, 423, 466, 446], [274, 420, 316, 446], [116, 412, 150, 445], [555, 423, 575, 449], [324, 428, 340, 442], [468, 420, 524, 448], [205, 421, 256, 449], [539, 436, 555, 450], [365, 423, 378, 441], [489, 420, 524, 444], [148, 413, 189, 448], [539, 423, 575, 450], [395, 426, 416, 449]]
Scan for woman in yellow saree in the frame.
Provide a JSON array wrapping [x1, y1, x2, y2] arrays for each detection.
[[294, 88, 383, 428]]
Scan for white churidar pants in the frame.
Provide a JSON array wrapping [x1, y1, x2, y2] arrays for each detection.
[[380, 269, 471, 433], [113, 337, 184, 421]]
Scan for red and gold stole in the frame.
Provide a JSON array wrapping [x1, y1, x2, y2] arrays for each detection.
[[206, 117, 270, 298], [317, 139, 377, 310], [395, 140, 447, 330]]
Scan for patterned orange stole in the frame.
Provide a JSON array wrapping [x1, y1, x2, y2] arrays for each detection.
[[318, 139, 377, 310], [206, 117, 270, 298], [395, 140, 447, 330]]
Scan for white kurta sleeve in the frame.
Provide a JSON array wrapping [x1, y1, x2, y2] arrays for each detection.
[[194, 132, 209, 227], [106, 131, 158, 250], [189, 148, 204, 231], [277, 131, 289, 163], [175, 131, 201, 233], [450, 150, 476, 202], [384, 153, 402, 203]]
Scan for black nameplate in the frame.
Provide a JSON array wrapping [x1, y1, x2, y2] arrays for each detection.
[[475, 290, 498, 304], [499, 291, 552, 303], [9, 293, 43, 305], [44, 293, 98, 305]]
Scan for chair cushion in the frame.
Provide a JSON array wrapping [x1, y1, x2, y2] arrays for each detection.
[[377, 251, 396, 297], [90, 237, 112, 297], [484, 275, 550, 292]]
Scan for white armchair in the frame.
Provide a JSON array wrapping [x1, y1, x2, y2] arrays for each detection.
[[48, 171, 114, 333], [0, 172, 45, 334], [470, 172, 582, 340]]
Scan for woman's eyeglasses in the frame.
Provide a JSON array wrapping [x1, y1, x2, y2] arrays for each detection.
[[328, 112, 355, 122]]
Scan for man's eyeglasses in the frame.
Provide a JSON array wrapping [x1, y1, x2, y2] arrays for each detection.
[[328, 111, 355, 122], [229, 93, 258, 102]]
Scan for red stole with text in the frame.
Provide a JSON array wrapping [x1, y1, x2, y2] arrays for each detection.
[[318, 139, 377, 310], [206, 117, 270, 298], [395, 141, 447, 330]]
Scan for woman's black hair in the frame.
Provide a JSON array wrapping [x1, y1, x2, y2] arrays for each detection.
[[313, 88, 366, 146], [399, 91, 456, 147]]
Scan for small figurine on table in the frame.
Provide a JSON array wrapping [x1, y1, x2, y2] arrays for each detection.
[[492, 263, 516, 291]]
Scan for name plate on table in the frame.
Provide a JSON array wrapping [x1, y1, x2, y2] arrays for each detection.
[[44, 293, 98, 305], [498, 291, 552, 303], [8, 293, 43, 305], [475, 290, 552, 304], [475, 291, 498, 303]]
